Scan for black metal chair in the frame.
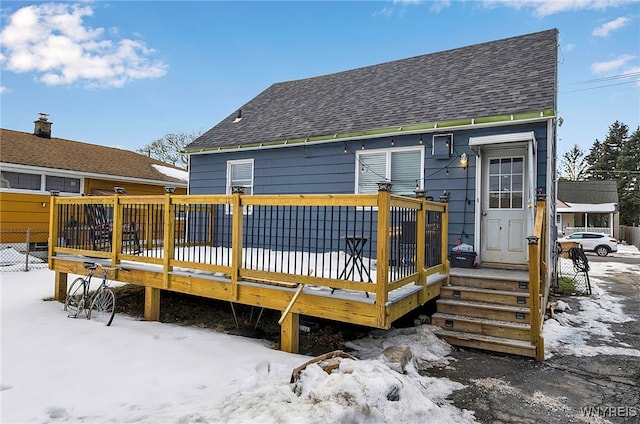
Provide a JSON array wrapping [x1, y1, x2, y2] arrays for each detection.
[[84, 204, 141, 254]]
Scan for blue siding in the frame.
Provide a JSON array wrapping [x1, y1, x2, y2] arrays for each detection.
[[189, 121, 551, 253]]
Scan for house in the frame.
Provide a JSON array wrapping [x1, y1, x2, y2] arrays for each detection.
[[182, 29, 559, 357], [557, 180, 619, 238], [43, 30, 557, 359], [0, 114, 188, 250], [185, 29, 558, 269]]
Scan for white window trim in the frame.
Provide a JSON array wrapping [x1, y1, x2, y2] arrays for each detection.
[[226, 158, 254, 215], [226, 159, 254, 194], [354, 146, 424, 194], [0, 166, 84, 195]]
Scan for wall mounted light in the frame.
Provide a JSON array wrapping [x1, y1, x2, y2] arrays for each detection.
[[41, 202, 47, 208], [361, 143, 365, 150], [460, 152, 468, 169], [390, 138, 395, 146], [418, 136, 423, 145]]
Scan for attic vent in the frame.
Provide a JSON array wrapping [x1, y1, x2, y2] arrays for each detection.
[[232, 109, 242, 123], [34, 113, 52, 138]]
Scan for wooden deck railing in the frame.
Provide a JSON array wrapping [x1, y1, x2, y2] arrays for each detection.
[[528, 198, 548, 361], [49, 185, 449, 329]]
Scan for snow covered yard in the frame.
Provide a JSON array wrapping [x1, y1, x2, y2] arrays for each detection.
[[1, 267, 474, 424], [1, 244, 638, 423], [544, 244, 640, 359]]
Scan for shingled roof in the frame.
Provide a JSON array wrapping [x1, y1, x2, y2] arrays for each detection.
[[187, 29, 558, 152], [0, 128, 187, 186], [558, 180, 619, 204]]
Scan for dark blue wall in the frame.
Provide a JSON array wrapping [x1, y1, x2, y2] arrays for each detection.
[[189, 121, 550, 251]]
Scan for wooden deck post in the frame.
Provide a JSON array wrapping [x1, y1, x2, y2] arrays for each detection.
[[54, 271, 67, 301], [280, 311, 299, 354], [376, 182, 392, 328], [112, 188, 124, 264], [230, 186, 245, 301], [527, 235, 543, 361], [144, 286, 161, 321], [415, 191, 427, 303], [48, 191, 60, 269], [162, 189, 175, 289], [440, 202, 450, 281]]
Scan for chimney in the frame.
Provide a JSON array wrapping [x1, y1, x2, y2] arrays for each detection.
[[34, 113, 52, 138]]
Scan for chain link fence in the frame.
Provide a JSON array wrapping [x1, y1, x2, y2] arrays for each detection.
[[554, 241, 592, 296], [0, 228, 50, 272]]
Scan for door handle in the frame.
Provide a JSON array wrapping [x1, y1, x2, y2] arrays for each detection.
[[482, 212, 487, 216]]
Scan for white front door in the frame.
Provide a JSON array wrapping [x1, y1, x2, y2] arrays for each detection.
[[480, 149, 528, 265]]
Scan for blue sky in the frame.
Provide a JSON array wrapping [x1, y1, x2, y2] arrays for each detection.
[[1, 1, 638, 160]]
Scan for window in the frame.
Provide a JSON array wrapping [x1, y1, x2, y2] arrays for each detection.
[[226, 159, 254, 214], [226, 159, 254, 195], [356, 147, 423, 196], [1, 171, 41, 190], [488, 156, 524, 209], [45, 176, 81, 193]]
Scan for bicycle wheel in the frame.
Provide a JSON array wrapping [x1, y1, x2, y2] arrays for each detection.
[[64, 278, 87, 318], [88, 287, 116, 326]]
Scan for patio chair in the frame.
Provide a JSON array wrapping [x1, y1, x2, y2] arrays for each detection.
[[84, 204, 141, 254]]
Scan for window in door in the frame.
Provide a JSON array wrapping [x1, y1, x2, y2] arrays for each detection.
[[488, 157, 524, 209], [356, 147, 423, 196]]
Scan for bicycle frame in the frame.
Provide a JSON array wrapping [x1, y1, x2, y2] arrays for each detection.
[[65, 262, 118, 325]]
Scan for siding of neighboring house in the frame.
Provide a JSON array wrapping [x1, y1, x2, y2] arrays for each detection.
[[190, 121, 549, 251], [84, 179, 187, 196], [0, 192, 51, 242]]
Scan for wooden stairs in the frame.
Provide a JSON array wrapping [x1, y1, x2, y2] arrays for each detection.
[[433, 267, 538, 358]]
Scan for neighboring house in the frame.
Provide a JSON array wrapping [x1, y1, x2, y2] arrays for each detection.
[[557, 180, 619, 238], [185, 29, 558, 271], [0, 114, 188, 247]]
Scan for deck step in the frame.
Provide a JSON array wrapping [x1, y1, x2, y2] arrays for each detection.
[[441, 285, 530, 307], [449, 275, 529, 292], [436, 298, 531, 323], [435, 329, 536, 358], [431, 312, 531, 341]]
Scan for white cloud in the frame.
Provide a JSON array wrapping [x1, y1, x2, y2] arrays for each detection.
[[593, 16, 631, 37], [591, 54, 636, 74], [0, 3, 167, 88], [482, 0, 631, 17], [0, 86, 7, 94]]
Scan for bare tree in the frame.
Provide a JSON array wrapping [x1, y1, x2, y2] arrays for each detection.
[[559, 144, 588, 181], [137, 131, 202, 168]]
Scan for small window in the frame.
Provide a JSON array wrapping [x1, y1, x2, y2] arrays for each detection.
[[226, 159, 254, 195], [45, 176, 81, 193], [226, 159, 254, 214], [1, 171, 41, 190], [356, 147, 424, 196]]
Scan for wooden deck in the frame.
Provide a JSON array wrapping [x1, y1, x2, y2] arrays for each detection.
[[48, 188, 449, 353]]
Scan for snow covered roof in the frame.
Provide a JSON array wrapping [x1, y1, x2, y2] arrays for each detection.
[[557, 202, 617, 214]]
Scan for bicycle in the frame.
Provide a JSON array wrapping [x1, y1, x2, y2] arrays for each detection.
[[64, 262, 118, 326]]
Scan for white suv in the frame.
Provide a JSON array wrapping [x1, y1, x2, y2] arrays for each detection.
[[559, 232, 618, 257]]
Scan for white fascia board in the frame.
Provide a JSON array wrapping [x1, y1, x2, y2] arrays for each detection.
[[0, 162, 187, 187], [557, 202, 617, 213]]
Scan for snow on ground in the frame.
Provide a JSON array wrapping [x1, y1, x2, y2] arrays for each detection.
[[0, 268, 474, 424], [1, 243, 638, 423], [544, 243, 640, 359]]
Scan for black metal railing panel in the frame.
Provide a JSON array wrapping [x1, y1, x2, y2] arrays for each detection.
[[242, 204, 377, 281]]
